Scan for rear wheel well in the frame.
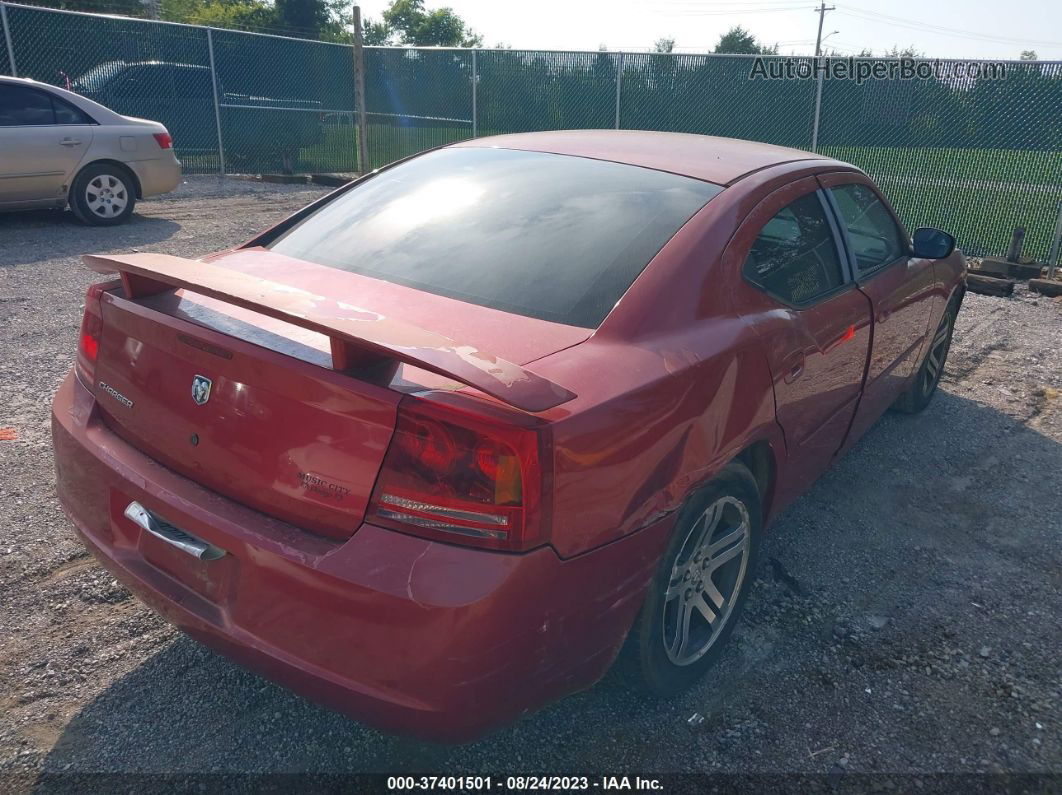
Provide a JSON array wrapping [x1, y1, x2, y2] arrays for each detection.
[[71, 160, 142, 201], [736, 440, 775, 515]]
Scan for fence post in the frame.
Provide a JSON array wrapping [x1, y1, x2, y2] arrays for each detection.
[[614, 51, 624, 129], [1, 3, 18, 78], [471, 48, 477, 138], [352, 5, 369, 174], [1047, 201, 1062, 280], [205, 28, 226, 177], [810, 56, 824, 152]]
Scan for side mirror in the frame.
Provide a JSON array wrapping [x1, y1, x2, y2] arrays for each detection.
[[912, 227, 955, 259]]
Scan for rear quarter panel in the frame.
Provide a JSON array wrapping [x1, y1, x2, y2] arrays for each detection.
[[537, 326, 782, 559]]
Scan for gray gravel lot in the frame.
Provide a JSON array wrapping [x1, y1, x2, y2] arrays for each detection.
[[0, 178, 1059, 784]]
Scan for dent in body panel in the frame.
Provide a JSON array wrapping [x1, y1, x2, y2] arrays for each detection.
[[544, 320, 778, 559]]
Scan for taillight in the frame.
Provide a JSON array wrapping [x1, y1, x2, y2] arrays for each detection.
[[75, 283, 106, 384], [367, 398, 548, 551], [152, 132, 173, 149]]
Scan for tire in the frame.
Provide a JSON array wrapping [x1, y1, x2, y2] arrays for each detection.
[[625, 461, 762, 697], [69, 163, 136, 226], [893, 301, 956, 414]]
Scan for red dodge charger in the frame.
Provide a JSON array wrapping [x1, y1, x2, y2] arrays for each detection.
[[52, 131, 966, 741]]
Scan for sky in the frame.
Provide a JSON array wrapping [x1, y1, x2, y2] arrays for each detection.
[[356, 0, 1062, 61]]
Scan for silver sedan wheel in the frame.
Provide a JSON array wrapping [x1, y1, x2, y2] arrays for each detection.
[[922, 310, 953, 397], [662, 495, 751, 666], [85, 174, 129, 219]]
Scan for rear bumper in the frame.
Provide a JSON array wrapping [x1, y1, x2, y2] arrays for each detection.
[[51, 371, 672, 741], [125, 154, 180, 198]]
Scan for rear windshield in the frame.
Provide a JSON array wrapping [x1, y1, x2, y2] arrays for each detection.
[[267, 147, 721, 328], [72, 61, 126, 92]]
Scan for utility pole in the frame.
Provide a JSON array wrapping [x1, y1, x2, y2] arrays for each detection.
[[352, 4, 370, 175], [810, 3, 834, 153], [813, 3, 835, 57]]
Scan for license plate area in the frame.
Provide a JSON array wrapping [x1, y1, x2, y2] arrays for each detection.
[[122, 499, 238, 605]]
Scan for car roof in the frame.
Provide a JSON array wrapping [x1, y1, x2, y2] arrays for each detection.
[[452, 130, 845, 185]]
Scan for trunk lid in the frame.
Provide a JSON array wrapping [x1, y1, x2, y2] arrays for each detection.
[[87, 250, 586, 540], [95, 291, 399, 540]]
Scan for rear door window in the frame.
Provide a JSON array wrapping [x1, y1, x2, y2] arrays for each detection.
[[113, 65, 160, 99], [742, 192, 846, 306], [174, 66, 213, 99], [0, 85, 55, 126], [267, 147, 722, 328]]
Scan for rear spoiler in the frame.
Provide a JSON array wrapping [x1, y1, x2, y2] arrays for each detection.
[[83, 253, 577, 413]]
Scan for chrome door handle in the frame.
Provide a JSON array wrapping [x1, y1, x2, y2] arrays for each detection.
[[124, 501, 226, 561], [60, 138, 83, 146], [783, 356, 805, 384]]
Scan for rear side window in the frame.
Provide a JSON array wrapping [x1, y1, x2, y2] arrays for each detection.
[[0, 85, 93, 126], [174, 66, 214, 99], [829, 183, 907, 273], [742, 192, 845, 306], [0, 85, 54, 126], [112, 65, 168, 99], [52, 96, 94, 125], [267, 147, 721, 328]]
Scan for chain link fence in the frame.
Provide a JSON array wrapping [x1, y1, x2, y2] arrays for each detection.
[[362, 46, 473, 167], [0, 2, 359, 174], [2, 2, 1061, 261]]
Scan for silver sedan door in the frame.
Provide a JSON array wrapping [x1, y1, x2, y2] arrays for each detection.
[[0, 83, 94, 206]]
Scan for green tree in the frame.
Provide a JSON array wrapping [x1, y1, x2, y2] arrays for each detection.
[[363, 18, 392, 45], [713, 26, 776, 55], [161, 0, 277, 32], [373, 0, 482, 47], [274, 0, 332, 36], [34, 0, 145, 15], [884, 45, 925, 58], [160, 0, 354, 39], [653, 37, 675, 54]]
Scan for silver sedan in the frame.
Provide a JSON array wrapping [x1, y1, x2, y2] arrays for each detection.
[[0, 75, 180, 225]]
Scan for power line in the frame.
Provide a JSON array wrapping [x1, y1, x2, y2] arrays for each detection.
[[839, 5, 1062, 48], [658, 8, 819, 17], [650, 0, 814, 7]]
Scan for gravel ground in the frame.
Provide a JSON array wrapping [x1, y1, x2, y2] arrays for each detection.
[[0, 178, 1059, 786]]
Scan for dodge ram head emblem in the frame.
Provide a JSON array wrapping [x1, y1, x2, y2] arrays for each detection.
[[191, 375, 212, 406]]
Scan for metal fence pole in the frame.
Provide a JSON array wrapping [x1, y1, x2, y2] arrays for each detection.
[[1, 3, 18, 78], [352, 5, 369, 174], [614, 51, 624, 129], [205, 28, 226, 177], [1047, 201, 1062, 280], [471, 48, 477, 138], [810, 57, 824, 152]]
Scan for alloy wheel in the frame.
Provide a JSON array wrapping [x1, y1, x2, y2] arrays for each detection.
[[922, 310, 953, 397], [662, 495, 751, 666], [85, 175, 128, 219]]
